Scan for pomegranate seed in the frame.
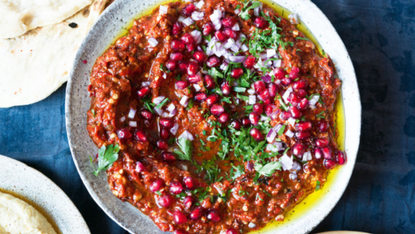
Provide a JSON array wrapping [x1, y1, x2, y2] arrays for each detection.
[[184, 177, 196, 190], [182, 3, 195, 16], [174, 211, 188, 224], [158, 195, 173, 207], [322, 147, 332, 159], [244, 55, 256, 69], [117, 128, 132, 139], [195, 92, 207, 101], [187, 61, 199, 76], [265, 105, 274, 116], [162, 151, 176, 161], [318, 121, 329, 132], [170, 182, 184, 194], [324, 159, 336, 169], [215, 31, 228, 42], [226, 228, 240, 234], [223, 28, 237, 40], [160, 128, 170, 139], [178, 62, 188, 71], [281, 78, 292, 86], [259, 89, 271, 101], [253, 103, 264, 115], [174, 230, 188, 234], [170, 52, 184, 61], [187, 43, 196, 52], [268, 83, 278, 97], [136, 129, 147, 142], [295, 131, 310, 139], [206, 56, 221, 67], [207, 209, 221, 222], [297, 89, 307, 98], [336, 151, 346, 165], [290, 106, 302, 119], [222, 16, 236, 28], [141, 109, 153, 120], [160, 118, 174, 128], [137, 86, 150, 98], [183, 196, 194, 209], [288, 93, 301, 105], [136, 161, 146, 172], [210, 104, 224, 116], [298, 98, 308, 110], [289, 66, 300, 80], [315, 148, 323, 159], [172, 22, 182, 35], [190, 207, 203, 220], [206, 94, 219, 106], [254, 17, 269, 29], [316, 138, 329, 148], [292, 143, 306, 156], [273, 68, 286, 79], [249, 112, 260, 126], [221, 82, 231, 95], [204, 75, 216, 89], [241, 117, 251, 127], [230, 120, 241, 130], [253, 80, 266, 94], [203, 22, 214, 35], [218, 113, 230, 123], [231, 68, 243, 78], [250, 128, 263, 141], [295, 121, 312, 131], [165, 60, 176, 70], [280, 111, 291, 120], [293, 79, 308, 90], [181, 33, 194, 45], [157, 140, 169, 150], [176, 80, 189, 90], [171, 40, 185, 51], [150, 179, 165, 192], [193, 51, 206, 62], [188, 74, 202, 83]]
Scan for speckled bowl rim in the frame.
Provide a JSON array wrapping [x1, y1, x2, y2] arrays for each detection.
[[0, 155, 90, 234], [65, 0, 361, 233]]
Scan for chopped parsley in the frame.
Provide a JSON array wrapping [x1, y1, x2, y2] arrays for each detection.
[[239, 1, 262, 20], [254, 161, 282, 177], [90, 144, 120, 176], [155, 98, 170, 109], [315, 180, 321, 191], [316, 111, 325, 119], [174, 137, 193, 161]]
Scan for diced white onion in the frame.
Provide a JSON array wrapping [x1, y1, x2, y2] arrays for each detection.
[[230, 42, 241, 52], [193, 84, 201, 91], [184, 0, 193, 2], [266, 129, 277, 143], [248, 222, 256, 228], [248, 95, 256, 105], [288, 13, 299, 24], [142, 81, 151, 87], [182, 17, 194, 26], [260, 115, 269, 122], [293, 161, 302, 171], [289, 172, 297, 180], [303, 151, 312, 161], [170, 123, 179, 135], [190, 30, 202, 44], [254, 7, 260, 16], [287, 117, 296, 126], [159, 5, 168, 14], [128, 108, 136, 119], [154, 107, 163, 115], [282, 87, 293, 103], [234, 8, 240, 14], [195, 0, 204, 9], [178, 16, 186, 22], [210, 9, 223, 21], [228, 55, 245, 63], [309, 94, 320, 106], [247, 89, 255, 95], [241, 44, 248, 52], [280, 154, 293, 171], [180, 96, 189, 107], [179, 130, 194, 141], [148, 38, 158, 47], [166, 103, 175, 113], [231, 23, 240, 31], [310, 105, 316, 109], [220, 61, 229, 70], [191, 11, 204, 21], [285, 129, 294, 138], [267, 48, 277, 58], [224, 38, 235, 49], [153, 96, 165, 105], [273, 59, 282, 68], [120, 116, 126, 122], [129, 121, 137, 127]]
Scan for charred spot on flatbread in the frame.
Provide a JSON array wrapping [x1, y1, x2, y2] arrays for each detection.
[[69, 22, 78, 28]]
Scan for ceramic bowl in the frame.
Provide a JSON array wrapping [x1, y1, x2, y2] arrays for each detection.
[[66, 0, 361, 233]]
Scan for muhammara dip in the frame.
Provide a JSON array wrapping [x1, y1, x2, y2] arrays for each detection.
[[0, 191, 57, 234]]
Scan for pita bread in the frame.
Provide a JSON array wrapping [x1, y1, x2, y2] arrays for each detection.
[[0, 0, 93, 39], [0, 0, 108, 108]]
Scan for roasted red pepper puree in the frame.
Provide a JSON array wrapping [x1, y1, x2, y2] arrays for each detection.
[[86, 0, 345, 233]]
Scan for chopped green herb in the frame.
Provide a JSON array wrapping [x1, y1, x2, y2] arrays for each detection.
[[234, 87, 247, 93], [90, 144, 120, 176], [254, 161, 282, 177], [236, 93, 249, 102], [277, 124, 286, 136], [315, 180, 321, 191], [174, 137, 193, 161], [316, 111, 325, 119], [296, 37, 310, 41], [155, 98, 170, 109], [263, 189, 272, 197], [239, 1, 262, 20], [186, 99, 194, 110], [160, 64, 170, 73], [91, 109, 96, 117]]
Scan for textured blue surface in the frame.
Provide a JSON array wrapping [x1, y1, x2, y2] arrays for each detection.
[[0, 0, 414, 233]]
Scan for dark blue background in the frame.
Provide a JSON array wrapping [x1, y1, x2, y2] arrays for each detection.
[[1, 0, 414, 233]]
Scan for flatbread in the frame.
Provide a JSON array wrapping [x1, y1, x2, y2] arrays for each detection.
[[0, 0, 108, 108], [0, 0, 93, 39]]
